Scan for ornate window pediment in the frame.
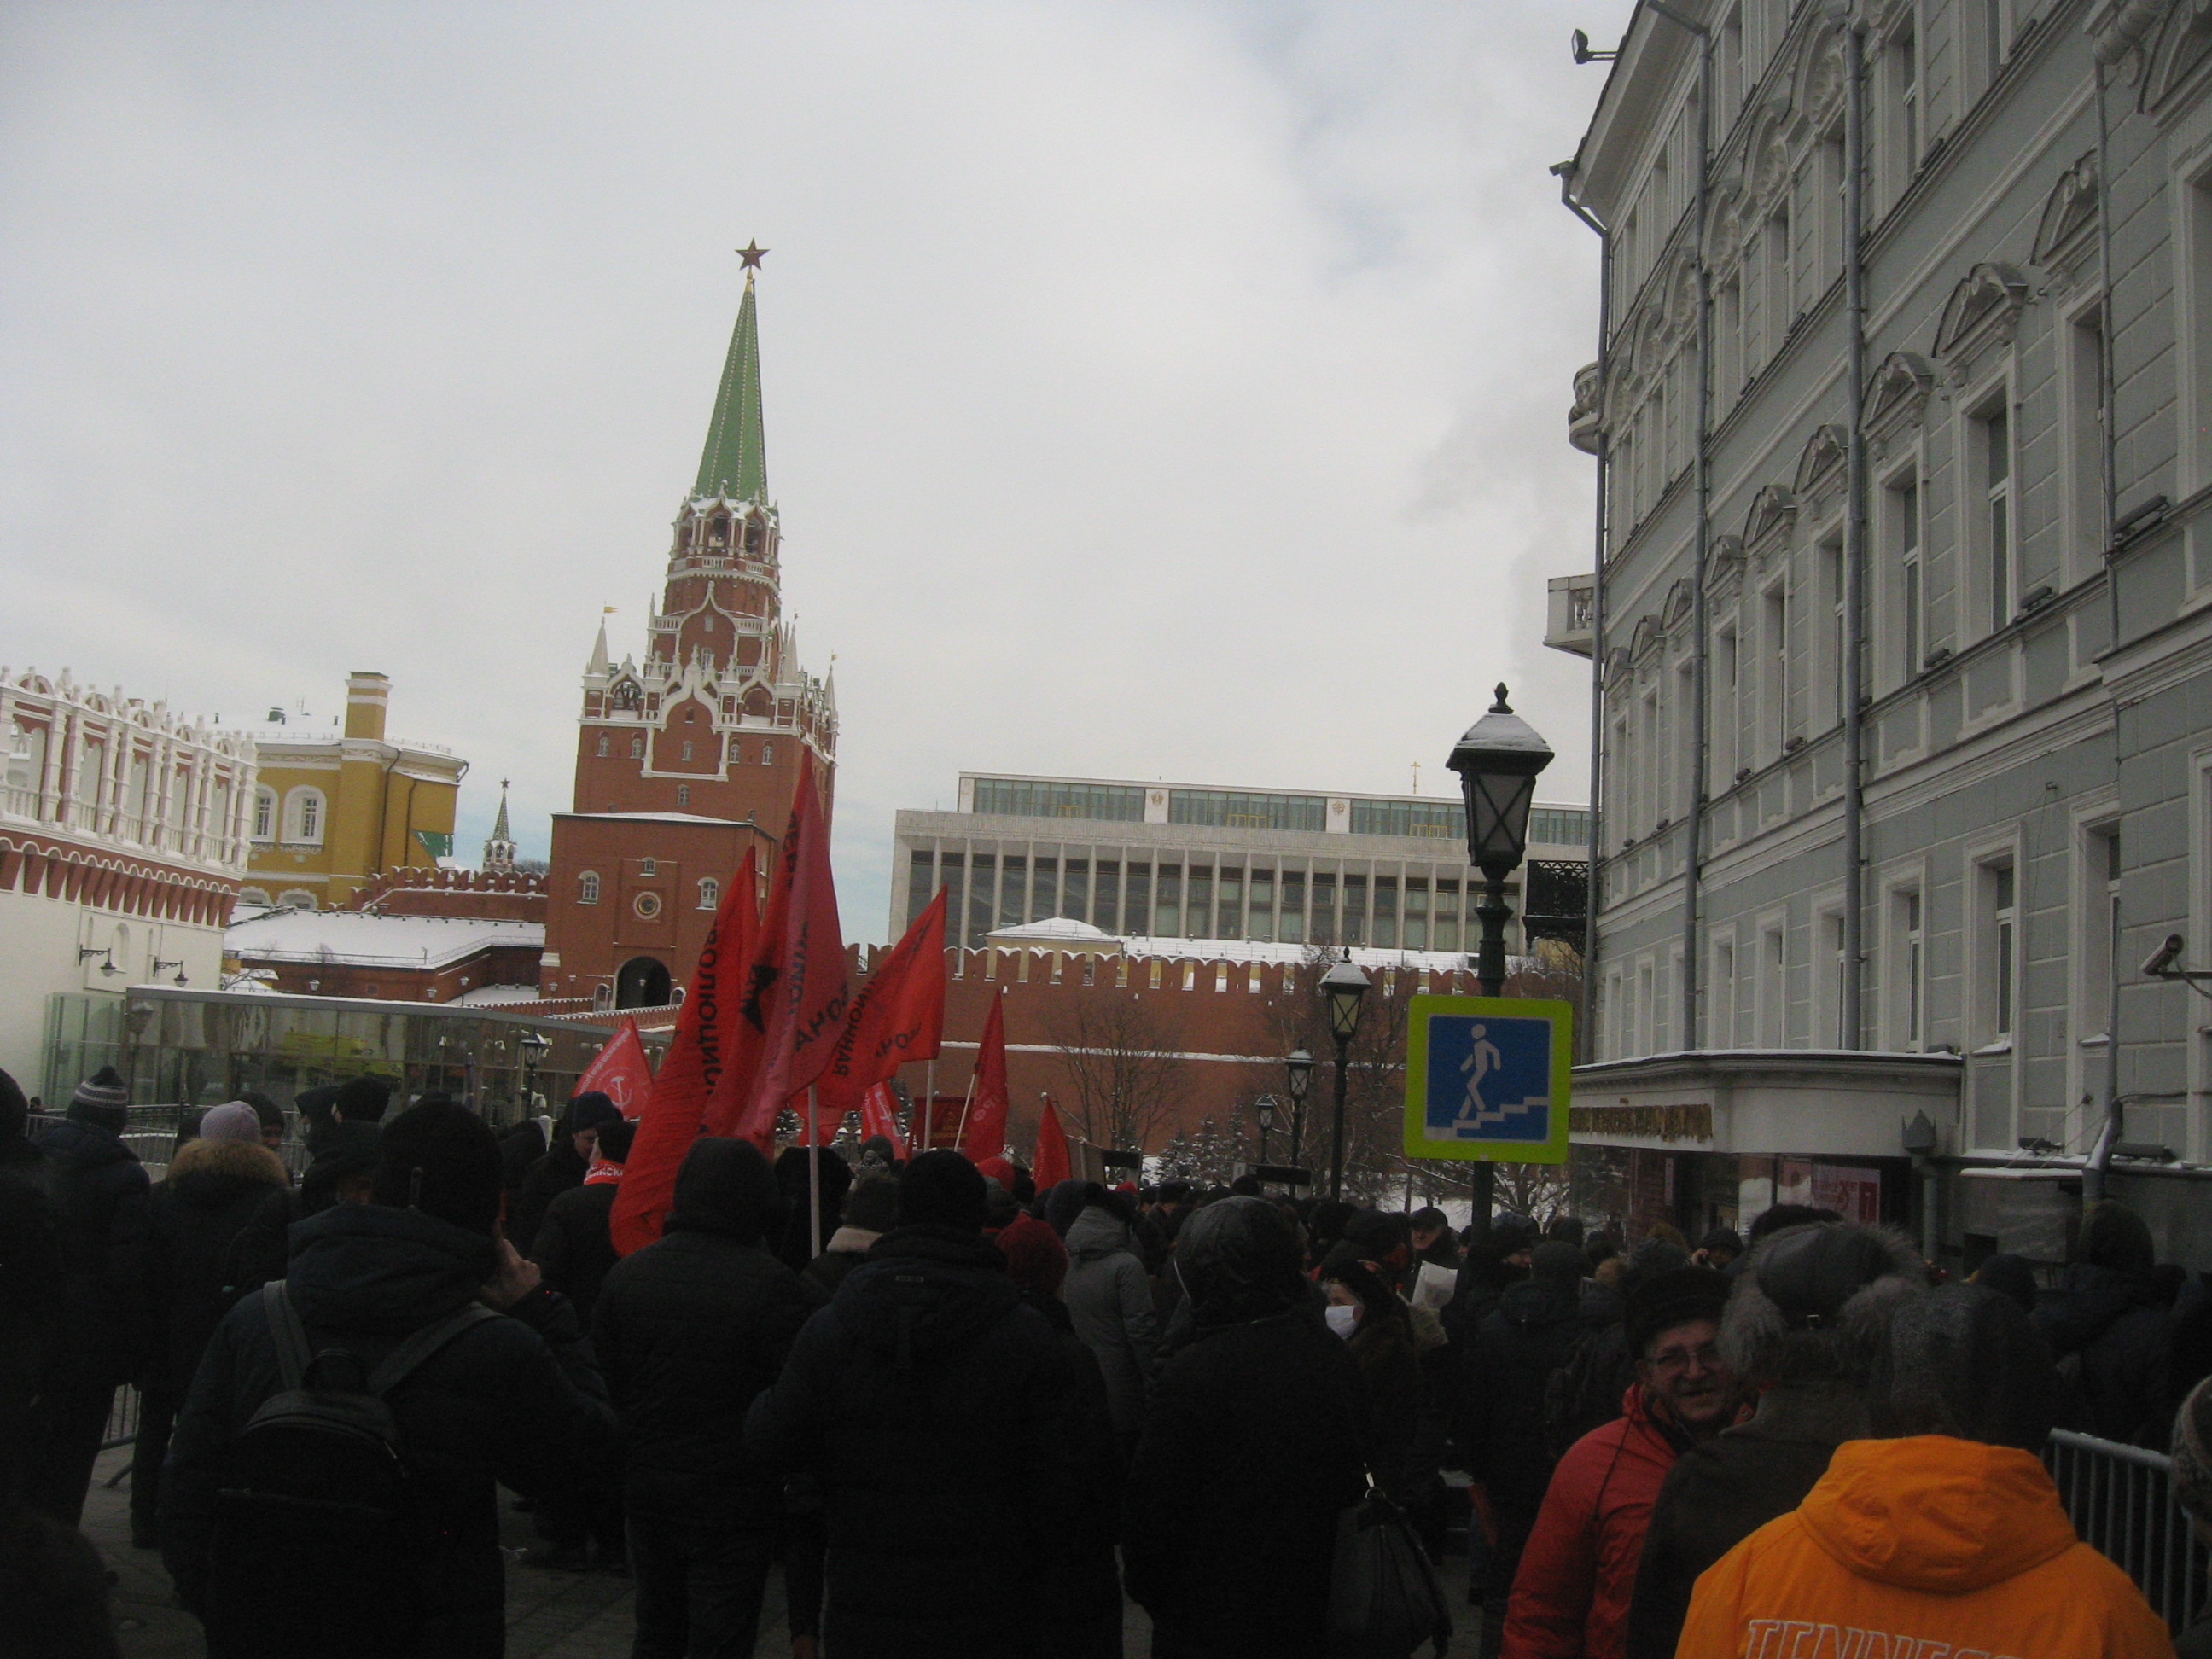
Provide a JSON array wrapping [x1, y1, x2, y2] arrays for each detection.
[[1704, 535, 1745, 594], [1933, 263, 2031, 378], [2144, 0, 2212, 114], [1794, 26, 1847, 127], [1792, 424, 1849, 504], [1629, 615, 1662, 660], [1743, 484, 1798, 552], [1864, 352, 1935, 455], [2031, 154, 2099, 282], [1604, 646, 1633, 689], [1662, 577, 1695, 631]]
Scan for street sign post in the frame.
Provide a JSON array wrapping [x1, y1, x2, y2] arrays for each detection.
[[1403, 993, 1572, 1164]]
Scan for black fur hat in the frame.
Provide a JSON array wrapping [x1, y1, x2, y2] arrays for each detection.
[[1720, 1220, 1927, 1387]]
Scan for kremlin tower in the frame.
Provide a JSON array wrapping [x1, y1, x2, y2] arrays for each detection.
[[543, 250, 838, 1010]]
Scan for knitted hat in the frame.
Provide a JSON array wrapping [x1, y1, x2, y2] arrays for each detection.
[[70, 1067, 130, 1130], [238, 1091, 284, 1132], [1720, 1221, 1926, 1386], [370, 1100, 504, 1236], [1875, 1283, 2057, 1452], [994, 1210, 1068, 1298], [332, 1074, 393, 1124], [1626, 1266, 1731, 1359], [197, 1102, 265, 1145], [897, 1149, 989, 1232], [2171, 1375, 2212, 1525], [843, 1173, 899, 1234], [1530, 1239, 1586, 1292], [593, 1118, 637, 1164], [566, 1091, 621, 1135]]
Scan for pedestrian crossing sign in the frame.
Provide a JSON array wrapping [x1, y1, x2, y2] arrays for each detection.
[[1403, 994, 1571, 1164]]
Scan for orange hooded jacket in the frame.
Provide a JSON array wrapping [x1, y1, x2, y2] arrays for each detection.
[[1676, 1435, 2172, 1657]]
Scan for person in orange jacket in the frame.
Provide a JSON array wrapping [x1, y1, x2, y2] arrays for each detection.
[[1501, 1266, 1739, 1659], [1676, 1283, 2171, 1658]]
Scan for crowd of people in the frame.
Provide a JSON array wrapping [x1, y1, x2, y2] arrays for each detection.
[[3, 1061, 2210, 1658]]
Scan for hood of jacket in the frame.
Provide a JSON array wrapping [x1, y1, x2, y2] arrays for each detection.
[[38, 1114, 136, 1171], [1497, 1274, 1581, 1328], [304, 1116, 381, 1168], [166, 1136, 289, 1207], [1796, 1435, 2078, 1595], [667, 1136, 782, 1242], [836, 1225, 1019, 1365], [2037, 1260, 2163, 1355], [1065, 1205, 1131, 1262], [284, 1201, 498, 1336]]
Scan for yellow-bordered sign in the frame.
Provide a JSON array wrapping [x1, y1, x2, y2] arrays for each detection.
[[1403, 993, 1572, 1164]]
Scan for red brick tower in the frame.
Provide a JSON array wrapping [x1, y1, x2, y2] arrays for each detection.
[[543, 252, 837, 1010]]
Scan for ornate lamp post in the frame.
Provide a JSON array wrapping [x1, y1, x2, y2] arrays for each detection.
[[1319, 952, 1371, 1201], [1254, 1093, 1278, 1165], [1447, 684, 1555, 1231], [519, 1028, 553, 1120], [1284, 1049, 1313, 1173]]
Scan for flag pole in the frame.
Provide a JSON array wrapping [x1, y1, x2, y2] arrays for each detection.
[[952, 1071, 978, 1153], [923, 1060, 934, 1156], [807, 1085, 824, 1260]]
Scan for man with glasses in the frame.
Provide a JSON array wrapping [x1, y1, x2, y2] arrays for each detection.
[[1500, 1266, 1738, 1659]]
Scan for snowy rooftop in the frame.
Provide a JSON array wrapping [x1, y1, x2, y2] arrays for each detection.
[[978, 918, 1528, 975], [227, 911, 544, 969], [988, 917, 1112, 941]]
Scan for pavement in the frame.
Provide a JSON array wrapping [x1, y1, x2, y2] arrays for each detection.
[[85, 1443, 1487, 1656]]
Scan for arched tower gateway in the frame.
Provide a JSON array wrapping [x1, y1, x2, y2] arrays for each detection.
[[544, 252, 838, 1011]]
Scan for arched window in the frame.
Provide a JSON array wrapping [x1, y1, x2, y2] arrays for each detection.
[[579, 870, 601, 905], [237, 886, 271, 907], [630, 736, 643, 760], [726, 737, 742, 764], [283, 787, 325, 845], [697, 876, 719, 910], [251, 787, 276, 841], [676, 785, 690, 807], [596, 734, 609, 758], [761, 742, 774, 765], [278, 888, 317, 910], [680, 742, 693, 761]]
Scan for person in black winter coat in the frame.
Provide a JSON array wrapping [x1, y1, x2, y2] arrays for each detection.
[[160, 1099, 617, 1658], [745, 1150, 1090, 1659], [1625, 1220, 1926, 1659], [592, 1136, 818, 1658], [2034, 1199, 2175, 1447], [25, 1068, 150, 1526], [510, 1091, 620, 1256], [771, 1144, 852, 1274], [1544, 1236, 1690, 1458], [1124, 1196, 1367, 1659], [131, 1116, 291, 1547], [0, 1069, 61, 1501], [802, 1173, 896, 1300], [530, 1117, 634, 1325], [1463, 1238, 1586, 1602]]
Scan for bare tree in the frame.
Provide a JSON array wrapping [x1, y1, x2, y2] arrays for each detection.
[[1042, 989, 1189, 1153]]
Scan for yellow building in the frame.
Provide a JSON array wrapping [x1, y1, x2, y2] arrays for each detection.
[[242, 673, 468, 910]]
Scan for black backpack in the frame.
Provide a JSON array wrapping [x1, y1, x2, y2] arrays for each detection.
[[204, 1280, 501, 1658]]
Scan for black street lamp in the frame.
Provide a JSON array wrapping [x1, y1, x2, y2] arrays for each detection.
[[1447, 684, 1555, 1232], [1254, 1093, 1278, 1165], [1319, 952, 1371, 1201], [519, 1028, 553, 1119], [1284, 1049, 1313, 1173]]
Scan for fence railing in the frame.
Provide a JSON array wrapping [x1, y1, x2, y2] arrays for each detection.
[[2046, 1427, 2209, 1634], [102, 1384, 140, 1452]]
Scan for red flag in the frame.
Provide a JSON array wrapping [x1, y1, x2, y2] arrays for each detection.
[[610, 847, 757, 1255], [712, 753, 850, 1146], [573, 1017, 652, 1117], [1033, 1094, 1072, 1190], [959, 992, 1010, 1158], [815, 888, 947, 1114], [859, 1082, 907, 1159]]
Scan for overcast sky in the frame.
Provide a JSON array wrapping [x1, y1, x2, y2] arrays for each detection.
[[1, 0, 1635, 944]]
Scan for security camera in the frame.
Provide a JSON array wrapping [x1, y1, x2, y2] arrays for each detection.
[[1571, 29, 1616, 64], [2142, 934, 2186, 979]]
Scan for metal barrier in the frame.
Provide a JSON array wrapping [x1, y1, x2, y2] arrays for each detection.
[[102, 1384, 140, 1452], [2045, 1427, 2210, 1634]]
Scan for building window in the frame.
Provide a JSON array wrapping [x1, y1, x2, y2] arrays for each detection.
[[1890, 472, 1921, 683], [596, 734, 609, 758], [1764, 583, 1789, 755], [1975, 399, 2012, 633], [698, 876, 719, 910], [640, 858, 656, 877], [252, 787, 276, 841], [2082, 825, 2122, 1045], [579, 870, 600, 905], [761, 742, 774, 765], [278, 888, 317, 909], [1883, 21, 1918, 201], [1822, 536, 1845, 726], [727, 736, 743, 765], [630, 736, 643, 760], [2064, 306, 2105, 581], [238, 886, 271, 906], [676, 785, 690, 807], [1981, 860, 2017, 1044], [283, 787, 325, 845], [680, 741, 693, 761], [1897, 888, 1924, 1051]]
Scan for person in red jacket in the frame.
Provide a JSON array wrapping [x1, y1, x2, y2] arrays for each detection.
[[1502, 1266, 1737, 1659]]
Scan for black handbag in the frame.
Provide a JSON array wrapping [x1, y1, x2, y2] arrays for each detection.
[[1326, 1480, 1454, 1658]]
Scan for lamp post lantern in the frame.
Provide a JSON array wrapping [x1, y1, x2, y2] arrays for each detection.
[[519, 1028, 553, 1118], [1446, 684, 1555, 1231], [1318, 952, 1371, 1200], [1254, 1093, 1278, 1166], [1284, 1049, 1314, 1173]]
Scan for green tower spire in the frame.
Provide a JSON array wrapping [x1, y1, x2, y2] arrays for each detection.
[[694, 252, 768, 501]]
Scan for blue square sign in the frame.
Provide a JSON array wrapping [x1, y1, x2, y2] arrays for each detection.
[[1404, 994, 1571, 1163]]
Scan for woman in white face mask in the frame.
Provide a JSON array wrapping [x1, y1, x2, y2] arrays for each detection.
[[1320, 1248, 1426, 1505]]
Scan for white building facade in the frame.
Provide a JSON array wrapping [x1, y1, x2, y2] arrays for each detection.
[[1554, 0, 2212, 1260], [1, 667, 255, 1094]]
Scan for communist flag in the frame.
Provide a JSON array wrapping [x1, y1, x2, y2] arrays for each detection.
[[859, 1081, 908, 1159], [610, 846, 757, 1255], [573, 1016, 652, 1118], [1033, 1094, 1072, 1190], [815, 888, 946, 1114], [712, 753, 851, 1146], [960, 992, 1010, 1158]]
